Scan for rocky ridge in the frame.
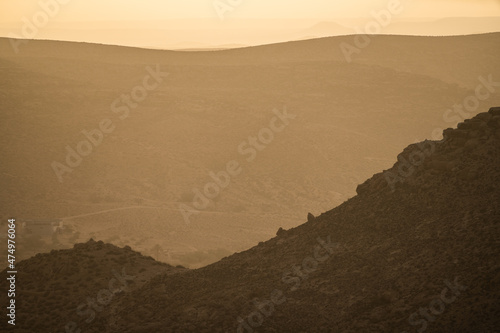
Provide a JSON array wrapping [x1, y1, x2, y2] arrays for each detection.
[[2, 108, 499, 332]]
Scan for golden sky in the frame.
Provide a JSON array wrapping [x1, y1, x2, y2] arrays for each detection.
[[1, 0, 499, 22], [0, 0, 499, 49]]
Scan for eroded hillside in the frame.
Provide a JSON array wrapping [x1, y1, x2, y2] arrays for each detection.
[[2, 107, 498, 332]]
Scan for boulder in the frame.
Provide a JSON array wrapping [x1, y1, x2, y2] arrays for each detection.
[[356, 181, 371, 195], [307, 212, 315, 222], [474, 112, 492, 122], [276, 227, 286, 237], [443, 128, 468, 139], [488, 107, 500, 116]]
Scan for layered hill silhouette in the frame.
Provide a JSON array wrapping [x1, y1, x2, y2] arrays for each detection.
[[0, 239, 184, 332], [299, 17, 500, 41], [1, 17, 499, 50], [1, 34, 499, 268], [2, 107, 498, 332]]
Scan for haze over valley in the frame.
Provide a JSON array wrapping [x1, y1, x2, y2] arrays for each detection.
[[0, 1, 499, 332], [1, 32, 499, 268]]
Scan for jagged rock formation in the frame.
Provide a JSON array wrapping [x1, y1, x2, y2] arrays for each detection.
[[357, 107, 500, 196], [2, 108, 499, 332], [307, 212, 316, 222]]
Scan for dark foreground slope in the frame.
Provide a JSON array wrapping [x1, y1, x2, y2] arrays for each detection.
[[96, 108, 499, 332], [0, 240, 185, 332], [2, 108, 499, 333]]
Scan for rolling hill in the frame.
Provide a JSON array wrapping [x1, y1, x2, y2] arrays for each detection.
[[0, 34, 499, 268]]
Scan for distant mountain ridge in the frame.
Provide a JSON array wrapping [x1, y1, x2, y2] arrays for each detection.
[[298, 17, 500, 40], [1, 17, 499, 49]]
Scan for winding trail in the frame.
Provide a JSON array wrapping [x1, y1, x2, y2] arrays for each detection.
[[59, 205, 296, 221], [59, 205, 181, 221]]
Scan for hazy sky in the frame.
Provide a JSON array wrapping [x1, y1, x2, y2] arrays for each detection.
[[0, 0, 498, 49], [1, 0, 499, 23]]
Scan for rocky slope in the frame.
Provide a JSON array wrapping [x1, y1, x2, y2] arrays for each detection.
[[0, 240, 185, 332], [96, 107, 498, 332], [2, 107, 499, 332]]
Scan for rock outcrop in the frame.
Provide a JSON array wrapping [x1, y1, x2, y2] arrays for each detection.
[[307, 212, 315, 222], [357, 107, 500, 196]]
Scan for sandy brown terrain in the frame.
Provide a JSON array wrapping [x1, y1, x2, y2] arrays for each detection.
[[0, 34, 499, 268]]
